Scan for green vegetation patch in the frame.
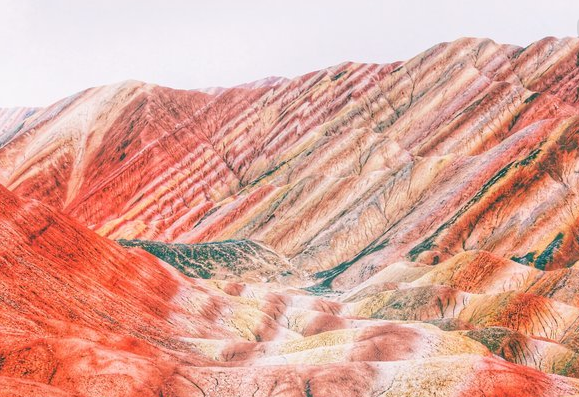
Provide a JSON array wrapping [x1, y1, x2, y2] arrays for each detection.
[[118, 238, 274, 279], [535, 232, 564, 270]]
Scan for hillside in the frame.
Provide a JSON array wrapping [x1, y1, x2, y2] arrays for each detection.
[[2, 36, 579, 396]]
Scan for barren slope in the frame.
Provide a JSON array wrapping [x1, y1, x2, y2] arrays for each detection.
[[2, 185, 579, 396], [2, 38, 579, 289], [3, 36, 579, 396]]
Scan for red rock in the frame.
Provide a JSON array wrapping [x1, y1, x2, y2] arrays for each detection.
[[2, 36, 579, 396]]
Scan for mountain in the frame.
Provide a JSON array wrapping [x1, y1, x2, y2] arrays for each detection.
[[2, 36, 579, 396], [2, 184, 579, 397]]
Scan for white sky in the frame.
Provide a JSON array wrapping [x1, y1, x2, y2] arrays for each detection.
[[1, 0, 578, 107]]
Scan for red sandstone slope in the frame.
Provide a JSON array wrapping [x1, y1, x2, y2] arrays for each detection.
[[3, 185, 579, 396], [2, 37, 579, 290], [3, 36, 579, 396]]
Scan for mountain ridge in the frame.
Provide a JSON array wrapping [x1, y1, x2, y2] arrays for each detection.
[[3, 36, 579, 396]]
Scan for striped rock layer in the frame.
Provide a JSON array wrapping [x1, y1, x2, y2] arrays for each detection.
[[2, 185, 579, 397], [2, 36, 579, 396]]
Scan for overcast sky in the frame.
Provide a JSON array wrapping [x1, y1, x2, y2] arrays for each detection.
[[1, 0, 578, 107]]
